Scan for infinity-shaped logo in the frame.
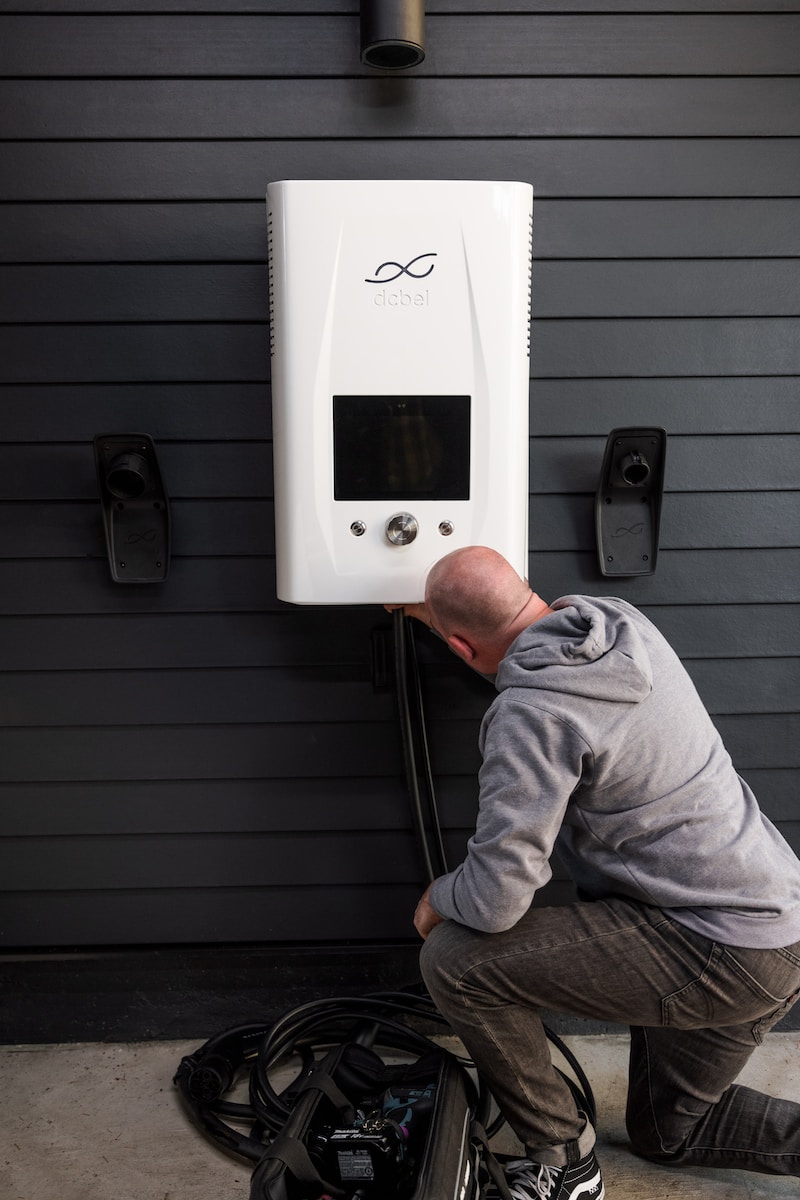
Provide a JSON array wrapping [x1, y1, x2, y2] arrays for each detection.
[[365, 252, 437, 284], [124, 529, 157, 545], [611, 523, 645, 539]]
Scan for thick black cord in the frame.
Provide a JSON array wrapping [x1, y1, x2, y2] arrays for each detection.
[[404, 619, 448, 877], [393, 607, 438, 883], [538, 1027, 597, 1129]]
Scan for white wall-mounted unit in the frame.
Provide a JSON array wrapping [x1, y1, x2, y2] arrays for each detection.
[[267, 179, 533, 604]]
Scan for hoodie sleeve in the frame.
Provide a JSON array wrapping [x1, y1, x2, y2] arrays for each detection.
[[428, 695, 591, 932]]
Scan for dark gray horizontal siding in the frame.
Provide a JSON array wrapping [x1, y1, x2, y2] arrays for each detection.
[[0, 885, 430, 945], [1, 769, 795, 838], [0, 605, 794, 672], [3, 261, 800, 319], [0, 832, 425, 891], [533, 319, 800, 376], [0, 384, 271, 440], [5, 1, 800, 14], [0, 778, 429, 837], [3, 201, 800, 262], [0, 4, 797, 961], [530, 380, 800, 436], [2, 500, 278, 557], [0, 324, 270, 383], [0, 660, 796, 727], [10, 823, 800, 898], [0, 443, 272, 500], [0, 613, 373, 670], [3, 13, 800, 76], [533, 262, 800, 316], [1, 667, 403, 726], [530, 551, 800, 607], [1, 491, 797, 559], [4, 140, 800, 201], [1, 435, 797, 501], [534, 493, 800, 551], [2, 320, 800, 381], [0, 379, 796, 441], [0, 715, 795, 783], [0, 878, 578, 948], [1, 551, 795, 614], [533, 437, 800, 493], [0, 723, 410, 781], [2, 79, 798, 139]]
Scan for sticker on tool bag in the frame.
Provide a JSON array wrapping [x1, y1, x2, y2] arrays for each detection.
[[336, 1149, 375, 1180]]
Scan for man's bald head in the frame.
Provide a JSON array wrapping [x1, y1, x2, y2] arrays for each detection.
[[425, 546, 533, 643]]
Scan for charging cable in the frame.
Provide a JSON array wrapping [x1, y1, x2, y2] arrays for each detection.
[[392, 607, 448, 883]]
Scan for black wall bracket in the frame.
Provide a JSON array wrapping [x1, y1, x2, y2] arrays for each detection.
[[595, 427, 667, 577], [93, 433, 170, 584]]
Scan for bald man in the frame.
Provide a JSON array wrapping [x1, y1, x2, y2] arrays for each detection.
[[395, 546, 800, 1200]]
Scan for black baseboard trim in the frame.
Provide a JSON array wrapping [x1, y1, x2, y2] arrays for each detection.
[[0, 941, 425, 1044], [2, 942, 797, 1044]]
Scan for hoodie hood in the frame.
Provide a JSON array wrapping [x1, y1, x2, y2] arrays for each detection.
[[496, 594, 653, 704]]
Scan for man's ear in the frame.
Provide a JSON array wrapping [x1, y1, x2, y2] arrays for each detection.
[[446, 633, 476, 664]]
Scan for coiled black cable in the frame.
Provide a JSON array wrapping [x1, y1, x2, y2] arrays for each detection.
[[175, 990, 596, 1168], [175, 990, 479, 1163]]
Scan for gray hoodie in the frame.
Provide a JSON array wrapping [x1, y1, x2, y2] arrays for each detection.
[[429, 595, 800, 949]]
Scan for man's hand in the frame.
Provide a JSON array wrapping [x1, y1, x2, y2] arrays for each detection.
[[414, 883, 444, 940], [384, 602, 432, 628]]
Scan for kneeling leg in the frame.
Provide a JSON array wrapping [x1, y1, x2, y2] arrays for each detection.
[[627, 1023, 800, 1176]]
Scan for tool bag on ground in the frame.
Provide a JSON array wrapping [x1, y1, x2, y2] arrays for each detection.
[[248, 1039, 481, 1200], [175, 990, 594, 1200], [174, 991, 508, 1200]]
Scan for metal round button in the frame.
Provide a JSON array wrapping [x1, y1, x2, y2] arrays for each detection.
[[385, 512, 418, 546]]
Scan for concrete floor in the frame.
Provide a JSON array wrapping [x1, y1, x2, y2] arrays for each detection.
[[1, 1033, 798, 1199]]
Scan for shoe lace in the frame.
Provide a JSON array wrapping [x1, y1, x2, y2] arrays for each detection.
[[505, 1159, 562, 1200]]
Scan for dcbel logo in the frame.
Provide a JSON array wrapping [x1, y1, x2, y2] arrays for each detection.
[[372, 287, 429, 308], [364, 252, 436, 285], [365, 252, 436, 308]]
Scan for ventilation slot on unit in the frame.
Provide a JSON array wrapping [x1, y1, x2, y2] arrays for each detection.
[[267, 211, 276, 359], [525, 208, 533, 356]]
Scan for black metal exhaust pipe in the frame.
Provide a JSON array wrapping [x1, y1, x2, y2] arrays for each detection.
[[360, 0, 425, 70]]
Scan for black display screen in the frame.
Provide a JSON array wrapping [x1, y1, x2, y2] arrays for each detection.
[[333, 395, 471, 501]]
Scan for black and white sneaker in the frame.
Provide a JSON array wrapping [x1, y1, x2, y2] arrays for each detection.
[[504, 1150, 604, 1200]]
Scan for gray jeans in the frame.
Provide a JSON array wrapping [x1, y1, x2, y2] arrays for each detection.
[[419, 897, 800, 1174]]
